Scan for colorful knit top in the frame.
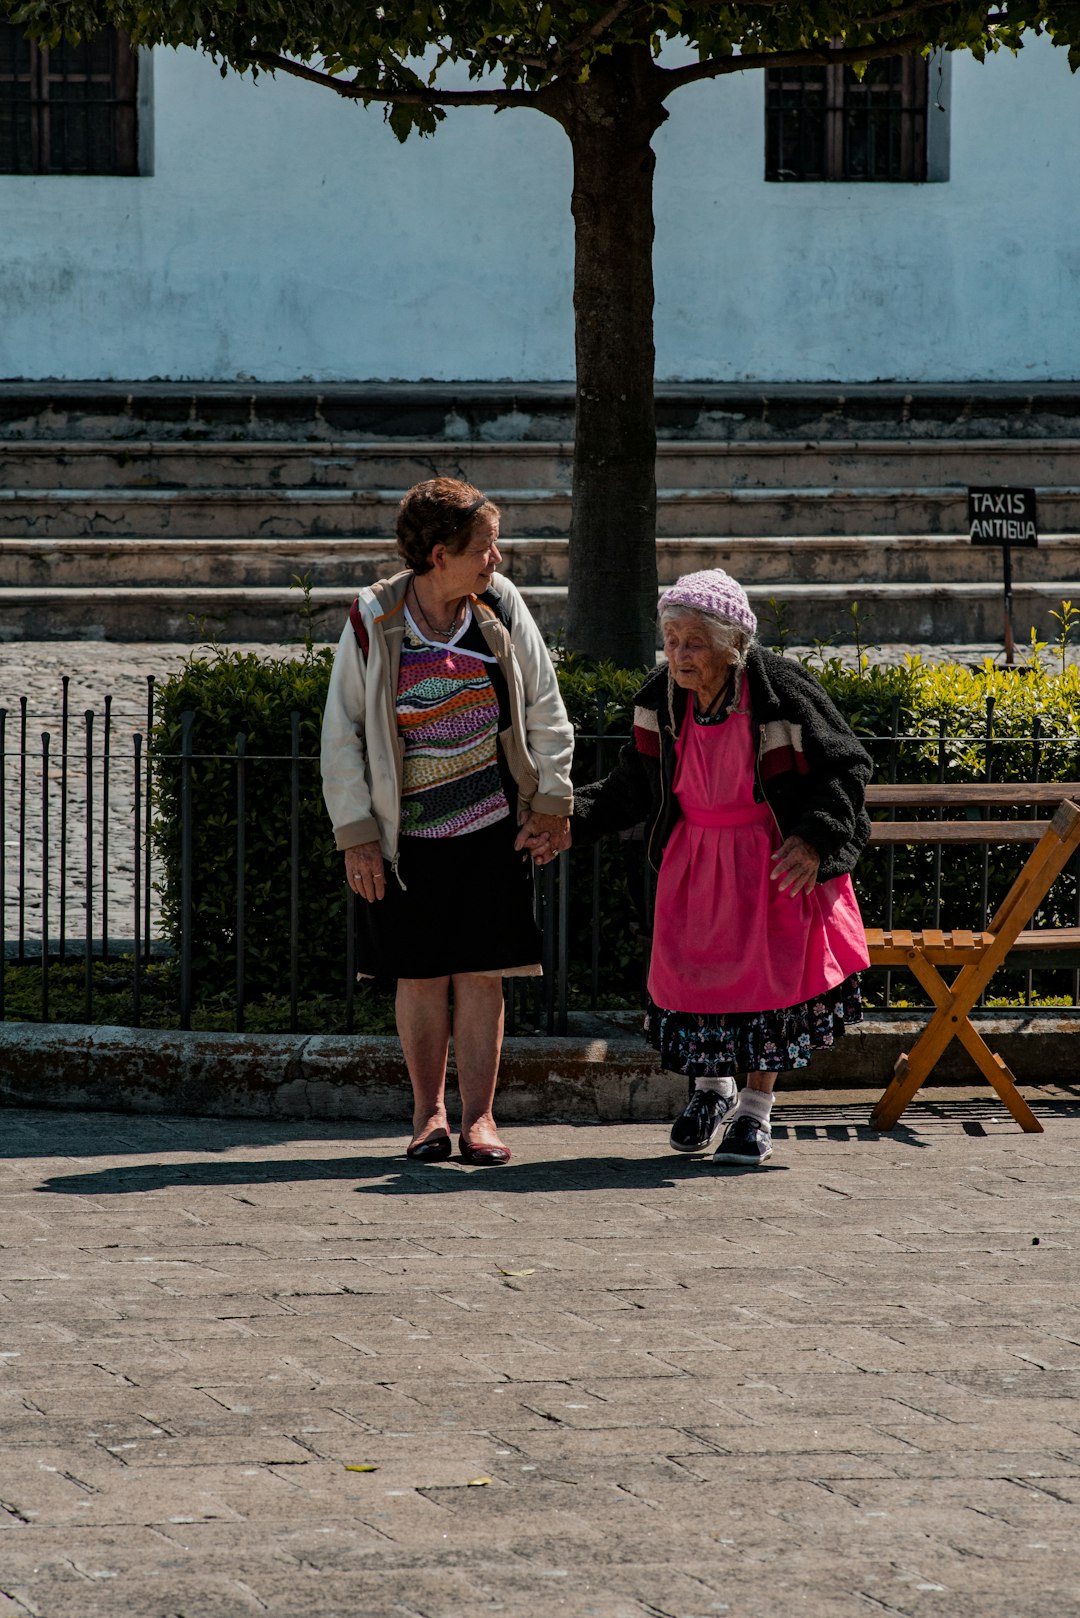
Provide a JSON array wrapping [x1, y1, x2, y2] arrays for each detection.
[[396, 607, 512, 839]]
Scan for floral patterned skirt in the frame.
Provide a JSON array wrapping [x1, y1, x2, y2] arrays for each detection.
[[644, 974, 863, 1079]]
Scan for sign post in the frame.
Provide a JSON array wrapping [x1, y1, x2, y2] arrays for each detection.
[[968, 486, 1039, 666]]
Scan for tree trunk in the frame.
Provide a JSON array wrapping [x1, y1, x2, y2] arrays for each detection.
[[554, 46, 667, 669]]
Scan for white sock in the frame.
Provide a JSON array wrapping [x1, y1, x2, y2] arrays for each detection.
[[695, 1075, 737, 1100], [734, 1088, 774, 1126]]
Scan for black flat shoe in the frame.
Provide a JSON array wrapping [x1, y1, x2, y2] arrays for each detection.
[[406, 1133, 453, 1162], [458, 1134, 511, 1166]]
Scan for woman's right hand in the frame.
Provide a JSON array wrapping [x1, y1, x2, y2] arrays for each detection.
[[344, 841, 386, 903]]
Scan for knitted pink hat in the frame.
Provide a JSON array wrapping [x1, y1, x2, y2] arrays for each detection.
[[657, 569, 757, 636]]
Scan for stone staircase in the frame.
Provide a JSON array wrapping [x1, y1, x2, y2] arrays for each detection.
[[2, 383, 1079, 646]]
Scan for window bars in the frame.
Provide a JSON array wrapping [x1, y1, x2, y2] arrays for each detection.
[[766, 53, 928, 182], [0, 12, 138, 175]]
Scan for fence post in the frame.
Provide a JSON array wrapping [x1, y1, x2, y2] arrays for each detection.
[[133, 734, 142, 1029], [83, 710, 94, 1022], [345, 888, 356, 1036], [556, 848, 569, 1036], [0, 708, 5, 1023], [289, 711, 300, 1035], [933, 714, 947, 927], [101, 693, 112, 962], [235, 731, 246, 1035], [180, 710, 194, 1032], [883, 696, 900, 1008], [980, 697, 995, 987], [18, 695, 27, 962], [591, 695, 604, 1012], [1024, 715, 1044, 1008], [40, 733, 50, 1024], [59, 676, 69, 963], [144, 676, 154, 965], [541, 860, 556, 1034]]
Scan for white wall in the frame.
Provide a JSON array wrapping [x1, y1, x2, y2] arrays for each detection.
[[0, 34, 1077, 383], [655, 36, 1080, 381]]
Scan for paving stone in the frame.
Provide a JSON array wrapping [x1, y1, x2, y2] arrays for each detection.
[[4, 1103, 1080, 1614]]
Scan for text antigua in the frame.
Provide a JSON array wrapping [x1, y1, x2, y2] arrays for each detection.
[[969, 518, 1038, 541]]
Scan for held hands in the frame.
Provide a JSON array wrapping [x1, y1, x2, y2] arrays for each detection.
[[770, 834, 820, 897], [514, 811, 572, 866], [344, 841, 386, 903]]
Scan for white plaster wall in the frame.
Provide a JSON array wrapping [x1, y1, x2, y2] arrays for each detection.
[[0, 49, 575, 381], [655, 34, 1080, 381], [0, 33, 1077, 382]]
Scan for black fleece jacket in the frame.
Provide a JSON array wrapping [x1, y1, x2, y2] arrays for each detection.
[[573, 647, 873, 883]]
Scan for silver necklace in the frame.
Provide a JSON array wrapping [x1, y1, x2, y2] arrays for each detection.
[[411, 584, 463, 641]]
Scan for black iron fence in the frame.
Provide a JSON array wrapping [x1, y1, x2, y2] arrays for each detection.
[[0, 679, 573, 1034], [2, 683, 1079, 1033]]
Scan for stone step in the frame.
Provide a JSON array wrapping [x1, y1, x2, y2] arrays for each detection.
[[5, 534, 1080, 590], [3, 484, 1080, 540], [0, 442, 571, 493], [3, 380, 1080, 445], [3, 581, 1076, 645], [3, 437, 1080, 491]]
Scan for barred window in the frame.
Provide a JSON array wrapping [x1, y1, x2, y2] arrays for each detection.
[[766, 53, 928, 182], [0, 12, 138, 174]]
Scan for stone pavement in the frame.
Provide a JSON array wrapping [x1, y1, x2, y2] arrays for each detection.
[[3, 1100, 1080, 1618]]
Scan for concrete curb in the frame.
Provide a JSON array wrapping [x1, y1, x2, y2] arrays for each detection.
[[0, 1015, 1077, 1122]]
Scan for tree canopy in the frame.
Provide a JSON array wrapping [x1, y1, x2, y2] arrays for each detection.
[[15, 0, 1077, 137]]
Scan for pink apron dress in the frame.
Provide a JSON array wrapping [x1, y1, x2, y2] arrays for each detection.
[[647, 701, 869, 1016]]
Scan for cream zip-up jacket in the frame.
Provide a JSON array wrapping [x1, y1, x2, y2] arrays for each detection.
[[320, 570, 575, 865]]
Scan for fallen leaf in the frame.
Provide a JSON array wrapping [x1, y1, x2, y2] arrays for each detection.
[[467, 1476, 492, 1487], [498, 1268, 535, 1277], [343, 1464, 379, 1473]]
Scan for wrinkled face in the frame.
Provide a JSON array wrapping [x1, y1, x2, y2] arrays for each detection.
[[433, 510, 502, 597], [662, 613, 732, 697]]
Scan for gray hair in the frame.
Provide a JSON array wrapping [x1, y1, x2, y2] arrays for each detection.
[[659, 604, 755, 671]]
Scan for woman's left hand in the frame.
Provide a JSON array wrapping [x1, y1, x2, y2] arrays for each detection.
[[770, 835, 821, 896], [515, 811, 571, 864]]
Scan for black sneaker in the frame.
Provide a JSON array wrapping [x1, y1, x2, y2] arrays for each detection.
[[712, 1113, 773, 1166], [669, 1087, 735, 1154]]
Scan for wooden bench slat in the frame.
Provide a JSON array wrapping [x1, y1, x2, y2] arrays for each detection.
[[866, 784, 1080, 808], [867, 928, 1080, 962], [1014, 927, 1080, 949], [868, 822, 1048, 844]]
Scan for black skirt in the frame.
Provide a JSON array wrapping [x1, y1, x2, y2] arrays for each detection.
[[645, 974, 863, 1078], [355, 817, 542, 980]]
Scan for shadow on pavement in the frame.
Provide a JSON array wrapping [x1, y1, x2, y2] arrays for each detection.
[[34, 1126, 966, 1197], [31, 1152, 785, 1197], [18, 1097, 1075, 1197]]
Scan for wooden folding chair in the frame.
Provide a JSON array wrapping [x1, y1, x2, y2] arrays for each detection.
[[868, 799, 1080, 1134]]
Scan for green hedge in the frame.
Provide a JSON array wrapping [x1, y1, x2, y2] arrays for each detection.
[[152, 647, 340, 1006], [151, 644, 1080, 1011]]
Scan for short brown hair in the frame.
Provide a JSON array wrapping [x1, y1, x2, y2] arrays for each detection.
[[395, 477, 499, 574]]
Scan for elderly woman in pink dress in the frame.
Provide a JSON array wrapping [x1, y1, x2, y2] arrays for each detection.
[[572, 570, 872, 1166]]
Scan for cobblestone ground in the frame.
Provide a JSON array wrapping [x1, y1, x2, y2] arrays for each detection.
[[4, 639, 1071, 952], [2, 1102, 1080, 1618], [0, 643, 312, 948]]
